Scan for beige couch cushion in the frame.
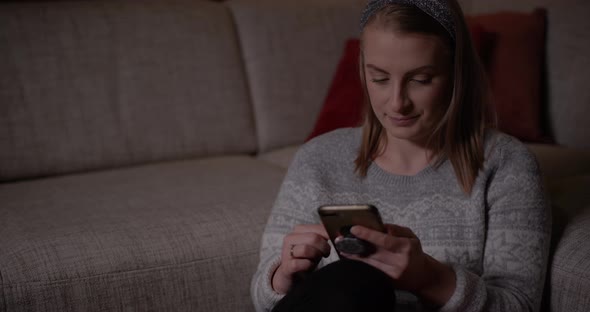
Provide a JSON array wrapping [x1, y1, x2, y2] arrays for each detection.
[[528, 144, 590, 179], [0, 0, 256, 181], [0, 156, 285, 311], [257, 144, 300, 169], [461, 0, 590, 149], [228, 0, 366, 152]]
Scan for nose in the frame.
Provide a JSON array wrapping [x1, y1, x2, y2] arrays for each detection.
[[388, 82, 410, 113]]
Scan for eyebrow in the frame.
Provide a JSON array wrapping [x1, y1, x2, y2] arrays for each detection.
[[365, 63, 436, 75], [365, 64, 389, 74]]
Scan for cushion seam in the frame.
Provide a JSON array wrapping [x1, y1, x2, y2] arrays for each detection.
[[0, 249, 256, 287]]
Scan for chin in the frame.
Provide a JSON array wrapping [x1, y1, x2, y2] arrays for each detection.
[[383, 126, 429, 143]]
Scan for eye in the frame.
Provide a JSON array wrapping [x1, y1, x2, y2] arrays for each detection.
[[410, 76, 433, 85], [370, 78, 389, 84]]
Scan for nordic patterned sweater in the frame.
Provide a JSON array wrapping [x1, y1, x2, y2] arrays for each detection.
[[251, 128, 551, 312]]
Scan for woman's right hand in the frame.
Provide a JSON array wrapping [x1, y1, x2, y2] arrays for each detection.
[[272, 224, 331, 294]]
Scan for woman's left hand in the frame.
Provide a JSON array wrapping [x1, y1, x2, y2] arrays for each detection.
[[342, 224, 456, 306]]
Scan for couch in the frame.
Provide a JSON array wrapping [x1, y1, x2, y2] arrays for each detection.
[[0, 0, 588, 311]]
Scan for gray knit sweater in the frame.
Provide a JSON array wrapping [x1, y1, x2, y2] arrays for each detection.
[[251, 128, 551, 312]]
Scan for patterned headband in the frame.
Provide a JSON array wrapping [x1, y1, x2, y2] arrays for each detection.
[[360, 0, 456, 40]]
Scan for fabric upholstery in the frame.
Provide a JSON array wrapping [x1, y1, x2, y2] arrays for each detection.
[[0, 156, 285, 311], [0, 0, 256, 181], [305, 39, 364, 142], [227, 0, 366, 152], [547, 174, 590, 235], [547, 206, 590, 312], [534, 153, 590, 312], [0, 0, 588, 311], [528, 144, 590, 179], [462, 0, 590, 149], [258, 145, 300, 170]]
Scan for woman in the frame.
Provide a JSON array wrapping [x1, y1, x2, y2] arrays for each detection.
[[251, 0, 551, 311]]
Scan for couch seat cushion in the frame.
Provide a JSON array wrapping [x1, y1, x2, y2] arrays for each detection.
[[258, 145, 301, 170], [0, 156, 285, 311]]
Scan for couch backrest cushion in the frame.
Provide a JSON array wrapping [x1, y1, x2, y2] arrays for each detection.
[[461, 0, 590, 149], [228, 0, 366, 152], [0, 0, 256, 181]]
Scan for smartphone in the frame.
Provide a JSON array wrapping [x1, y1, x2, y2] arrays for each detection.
[[318, 204, 385, 256]]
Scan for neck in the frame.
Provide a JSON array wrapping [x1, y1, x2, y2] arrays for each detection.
[[374, 134, 433, 176]]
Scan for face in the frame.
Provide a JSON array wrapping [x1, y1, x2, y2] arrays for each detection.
[[362, 25, 453, 146]]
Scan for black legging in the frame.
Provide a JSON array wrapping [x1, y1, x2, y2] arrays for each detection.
[[272, 259, 397, 312]]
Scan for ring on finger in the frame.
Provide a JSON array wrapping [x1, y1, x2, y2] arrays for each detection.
[[290, 244, 296, 258]]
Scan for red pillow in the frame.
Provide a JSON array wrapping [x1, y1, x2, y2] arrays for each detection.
[[307, 9, 547, 143], [467, 9, 548, 142]]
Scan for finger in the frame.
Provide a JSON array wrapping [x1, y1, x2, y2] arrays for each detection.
[[350, 225, 404, 251], [292, 224, 329, 239], [366, 249, 408, 269], [289, 232, 331, 256], [283, 233, 331, 257], [290, 243, 330, 260], [279, 258, 316, 276], [341, 242, 406, 268], [384, 224, 417, 238], [350, 225, 393, 247], [345, 256, 401, 280]]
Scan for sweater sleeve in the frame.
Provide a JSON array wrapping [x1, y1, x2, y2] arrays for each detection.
[[250, 144, 324, 312], [438, 139, 552, 312]]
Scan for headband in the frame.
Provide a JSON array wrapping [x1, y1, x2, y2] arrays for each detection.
[[359, 0, 456, 40]]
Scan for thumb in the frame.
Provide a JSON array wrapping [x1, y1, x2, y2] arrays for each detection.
[[384, 224, 417, 238]]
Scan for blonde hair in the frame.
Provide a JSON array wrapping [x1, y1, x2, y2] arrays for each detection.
[[354, 1, 494, 194]]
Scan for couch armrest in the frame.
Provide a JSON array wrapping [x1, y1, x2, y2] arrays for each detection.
[[546, 206, 590, 312], [527, 144, 590, 179]]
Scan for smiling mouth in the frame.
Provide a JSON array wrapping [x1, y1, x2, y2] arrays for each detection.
[[386, 114, 420, 126], [389, 115, 419, 121]]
